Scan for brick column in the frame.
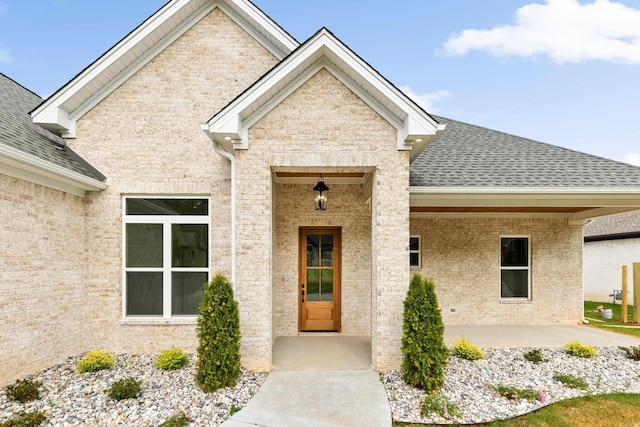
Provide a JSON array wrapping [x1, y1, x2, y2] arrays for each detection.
[[371, 160, 410, 370], [234, 155, 272, 370]]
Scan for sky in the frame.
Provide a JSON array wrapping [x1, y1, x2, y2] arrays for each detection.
[[0, 0, 639, 166]]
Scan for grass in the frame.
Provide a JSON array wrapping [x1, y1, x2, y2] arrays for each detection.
[[584, 301, 640, 337], [395, 393, 640, 427]]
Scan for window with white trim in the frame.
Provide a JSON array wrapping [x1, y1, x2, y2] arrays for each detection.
[[500, 237, 530, 299], [124, 197, 210, 317], [409, 236, 421, 268]]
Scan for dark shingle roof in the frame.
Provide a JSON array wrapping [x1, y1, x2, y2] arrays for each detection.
[[410, 116, 640, 188], [0, 73, 104, 181], [584, 210, 640, 239]]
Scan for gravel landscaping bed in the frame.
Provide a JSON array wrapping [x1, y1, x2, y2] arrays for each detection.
[[0, 354, 266, 426], [382, 346, 640, 425], [2, 347, 639, 426]]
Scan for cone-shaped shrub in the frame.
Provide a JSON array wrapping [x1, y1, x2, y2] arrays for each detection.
[[196, 274, 241, 392], [401, 273, 448, 392]]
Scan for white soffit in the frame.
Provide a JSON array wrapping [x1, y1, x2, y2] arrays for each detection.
[[203, 28, 441, 157], [31, 0, 298, 138], [410, 186, 640, 222]]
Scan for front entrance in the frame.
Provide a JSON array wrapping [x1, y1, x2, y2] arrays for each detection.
[[299, 227, 341, 331]]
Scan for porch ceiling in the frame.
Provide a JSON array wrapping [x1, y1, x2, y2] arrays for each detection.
[[410, 187, 640, 224], [411, 206, 591, 214]]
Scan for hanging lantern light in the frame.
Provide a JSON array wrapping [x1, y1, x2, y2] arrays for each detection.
[[313, 175, 329, 211]]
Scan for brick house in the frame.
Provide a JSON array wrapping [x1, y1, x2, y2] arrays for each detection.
[[3, 0, 640, 385]]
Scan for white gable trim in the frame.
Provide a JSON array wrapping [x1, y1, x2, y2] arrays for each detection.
[[203, 29, 442, 159], [31, 0, 298, 138], [0, 144, 107, 197]]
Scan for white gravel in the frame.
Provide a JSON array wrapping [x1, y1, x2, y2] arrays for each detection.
[[2, 347, 639, 426], [382, 346, 640, 425], [0, 354, 266, 426]]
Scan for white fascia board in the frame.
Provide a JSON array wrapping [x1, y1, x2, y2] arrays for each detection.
[[231, 0, 298, 54], [33, 0, 298, 137], [0, 145, 107, 197], [410, 187, 640, 207], [206, 29, 439, 151]]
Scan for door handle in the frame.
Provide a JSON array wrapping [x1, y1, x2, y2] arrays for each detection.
[[301, 284, 305, 302]]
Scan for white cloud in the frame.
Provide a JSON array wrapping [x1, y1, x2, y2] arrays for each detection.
[[623, 153, 640, 166], [399, 86, 452, 113], [443, 0, 640, 64], [0, 47, 12, 64]]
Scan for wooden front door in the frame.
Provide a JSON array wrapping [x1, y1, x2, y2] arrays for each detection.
[[299, 227, 341, 332]]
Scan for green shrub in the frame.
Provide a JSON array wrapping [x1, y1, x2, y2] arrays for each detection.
[[0, 411, 46, 427], [196, 274, 241, 392], [401, 274, 448, 393], [4, 379, 41, 403], [77, 349, 115, 374], [155, 347, 189, 371], [523, 349, 546, 364], [564, 341, 597, 358], [619, 345, 640, 361], [159, 412, 190, 427], [490, 384, 545, 402], [230, 405, 241, 415], [421, 393, 461, 420], [553, 372, 589, 390], [450, 337, 484, 360], [106, 378, 142, 400]]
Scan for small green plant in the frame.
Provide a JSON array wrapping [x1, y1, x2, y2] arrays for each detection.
[[421, 393, 461, 420], [106, 377, 142, 400], [620, 345, 640, 361], [401, 274, 448, 392], [159, 412, 190, 427], [0, 411, 46, 427], [230, 405, 241, 415], [155, 347, 189, 371], [4, 379, 41, 403], [450, 337, 484, 360], [196, 274, 242, 393], [553, 372, 589, 390], [523, 349, 546, 364], [489, 384, 546, 402], [76, 349, 115, 374], [563, 341, 597, 358]]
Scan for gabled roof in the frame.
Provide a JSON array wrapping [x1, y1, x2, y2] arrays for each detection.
[[202, 28, 443, 160], [31, 0, 298, 138], [409, 116, 640, 221], [0, 73, 106, 197], [584, 210, 640, 241]]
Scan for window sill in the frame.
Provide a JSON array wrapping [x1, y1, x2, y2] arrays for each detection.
[[119, 318, 197, 326], [499, 299, 532, 304]]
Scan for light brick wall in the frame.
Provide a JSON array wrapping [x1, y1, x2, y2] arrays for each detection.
[[583, 238, 639, 303], [0, 176, 87, 386], [70, 8, 278, 355], [410, 217, 584, 325], [241, 68, 408, 369], [273, 183, 372, 337]]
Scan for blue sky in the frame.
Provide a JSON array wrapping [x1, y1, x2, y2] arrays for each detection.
[[1, 0, 639, 165]]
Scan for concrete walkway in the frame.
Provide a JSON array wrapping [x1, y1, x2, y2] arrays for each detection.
[[221, 370, 391, 427]]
